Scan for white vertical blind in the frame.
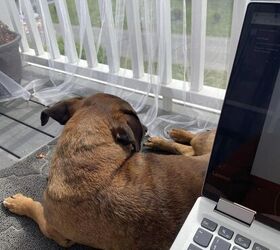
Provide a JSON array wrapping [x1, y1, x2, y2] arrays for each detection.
[[126, 0, 144, 79], [75, 0, 98, 68], [156, 0, 172, 85], [36, 0, 60, 59], [98, 0, 119, 73], [5, 0, 29, 52], [21, 0, 44, 55], [54, 0, 78, 63], [1, 0, 231, 111], [190, 0, 207, 91]]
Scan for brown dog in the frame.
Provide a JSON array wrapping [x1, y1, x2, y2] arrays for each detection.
[[3, 93, 215, 249]]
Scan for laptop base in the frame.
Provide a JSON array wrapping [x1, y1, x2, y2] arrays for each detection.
[[171, 197, 279, 250]]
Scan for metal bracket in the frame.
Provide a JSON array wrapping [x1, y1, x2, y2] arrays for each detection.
[[215, 198, 256, 225]]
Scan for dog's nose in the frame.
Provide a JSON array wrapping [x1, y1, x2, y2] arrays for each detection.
[[143, 125, 148, 134]]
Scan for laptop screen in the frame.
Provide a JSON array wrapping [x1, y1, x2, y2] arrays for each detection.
[[203, 2, 280, 231]]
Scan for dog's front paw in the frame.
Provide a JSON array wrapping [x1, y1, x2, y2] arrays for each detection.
[[168, 128, 194, 144], [144, 136, 165, 148], [56, 239, 74, 248], [3, 193, 33, 216], [168, 129, 183, 141]]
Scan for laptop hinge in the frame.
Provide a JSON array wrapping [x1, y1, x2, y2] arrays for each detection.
[[215, 198, 256, 225]]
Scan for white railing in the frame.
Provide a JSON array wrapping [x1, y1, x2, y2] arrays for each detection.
[[0, 0, 249, 111]]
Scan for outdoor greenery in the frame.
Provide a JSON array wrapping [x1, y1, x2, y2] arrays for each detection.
[[48, 0, 233, 89], [49, 0, 233, 36], [171, 66, 227, 89], [206, 0, 233, 37], [56, 36, 107, 64], [204, 69, 227, 89]]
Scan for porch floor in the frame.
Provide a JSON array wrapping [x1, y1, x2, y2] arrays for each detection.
[[0, 65, 63, 169]]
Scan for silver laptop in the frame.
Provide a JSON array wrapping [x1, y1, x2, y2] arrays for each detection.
[[171, 2, 280, 250]]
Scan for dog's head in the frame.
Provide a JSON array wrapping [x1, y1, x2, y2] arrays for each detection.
[[41, 93, 147, 152]]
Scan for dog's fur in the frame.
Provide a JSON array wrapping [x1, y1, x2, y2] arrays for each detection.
[[4, 93, 215, 249]]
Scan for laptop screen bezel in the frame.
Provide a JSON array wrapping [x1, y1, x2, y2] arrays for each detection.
[[202, 2, 280, 231]]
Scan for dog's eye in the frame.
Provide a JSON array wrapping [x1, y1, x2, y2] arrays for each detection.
[[116, 133, 131, 146]]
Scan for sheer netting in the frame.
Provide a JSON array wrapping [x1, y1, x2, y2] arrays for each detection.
[[22, 0, 88, 105], [0, 71, 30, 102], [0, 0, 234, 136]]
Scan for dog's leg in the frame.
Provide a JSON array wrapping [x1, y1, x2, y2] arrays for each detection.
[[3, 193, 74, 248], [190, 130, 216, 155], [168, 129, 195, 144], [144, 136, 195, 156]]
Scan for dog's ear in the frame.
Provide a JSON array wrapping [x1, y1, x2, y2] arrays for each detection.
[[40, 98, 82, 126], [125, 112, 144, 152], [112, 111, 144, 152]]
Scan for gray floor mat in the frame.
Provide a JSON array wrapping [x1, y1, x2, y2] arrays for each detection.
[[0, 139, 92, 250]]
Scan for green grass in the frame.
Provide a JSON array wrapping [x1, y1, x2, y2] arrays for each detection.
[[206, 0, 233, 37], [171, 0, 192, 34], [171, 65, 227, 89], [172, 64, 188, 82], [56, 37, 85, 59], [49, 0, 123, 28], [55, 36, 108, 64], [204, 69, 228, 89]]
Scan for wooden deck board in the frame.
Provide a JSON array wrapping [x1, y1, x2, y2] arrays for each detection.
[[0, 65, 65, 166], [0, 99, 63, 137], [0, 115, 54, 158]]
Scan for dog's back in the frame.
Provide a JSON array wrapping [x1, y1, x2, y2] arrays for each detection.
[[45, 150, 208, 249], [45, 119, 210, 249]]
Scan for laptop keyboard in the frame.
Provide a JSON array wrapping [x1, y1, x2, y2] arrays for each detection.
[[188, 218, 269, 250]]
